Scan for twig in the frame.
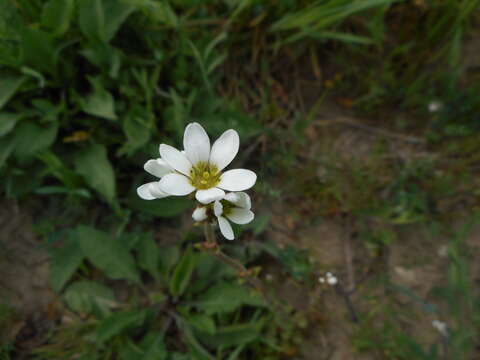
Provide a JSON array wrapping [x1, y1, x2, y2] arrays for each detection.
[[343, 216, 355, 293], [334, 283, 359, 323], [315, 117, 426, 144]]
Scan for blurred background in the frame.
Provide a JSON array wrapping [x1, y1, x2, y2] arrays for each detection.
[[1, 0, 479, 359]]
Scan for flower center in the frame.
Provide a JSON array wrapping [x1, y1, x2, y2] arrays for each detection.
[[189, 161, 221, 190]]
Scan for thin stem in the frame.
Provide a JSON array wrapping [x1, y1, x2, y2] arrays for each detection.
[[202, 223, 288, 323]]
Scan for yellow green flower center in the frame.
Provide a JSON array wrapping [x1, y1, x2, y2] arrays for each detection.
[[189, 161, 221, 190]]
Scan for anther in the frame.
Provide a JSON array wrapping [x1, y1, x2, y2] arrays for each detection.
[[202, 171, 210, 179]]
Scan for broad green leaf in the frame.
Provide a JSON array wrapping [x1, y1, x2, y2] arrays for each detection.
[[195, 282, 265, 315], [75, 225, 140, 283], [128, 195, 192, 217], [42, 0, 75, 36], [74, 144, 116, 203], [78, 0, 135, 43], [64, 280, 116, 315], [49, 234, 85, 292], [78, 0, 106, 42], [186, 314, 216, 335], [20, 28, 58, 75], [170, 246, 195, 297], [0, 136, 16, 168], [137, 233, 160, 279], [0, 112, 21, 136], [97, 310, 145, 343], [0, 72, 27, 110], [141, 332, 168, 360], [14, 122, 58, 159], [103, 0, 136, 41], [81, 78, 117, 120]]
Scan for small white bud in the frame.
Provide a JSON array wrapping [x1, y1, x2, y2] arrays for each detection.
[[326, 272, 333, 278], [192, 207, 208, 222], [318, 277, 325, 283]]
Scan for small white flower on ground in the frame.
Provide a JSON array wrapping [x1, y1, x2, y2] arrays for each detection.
[[321, 272, 337, 286], [327, 275, 338, 286], [428, 101, 442, 113], [432, 320, 448, 337], [151, 123, 256, 204]]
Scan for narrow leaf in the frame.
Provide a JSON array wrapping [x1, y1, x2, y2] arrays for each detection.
[[169, 246, 195, 297]]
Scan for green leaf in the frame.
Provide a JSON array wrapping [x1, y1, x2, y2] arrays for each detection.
[[128, 195, 192, 217], [42, 0, 75, 36], [141, 333, 168, 360], [0, 72, 27, 110], [119, 105, 152, 155], [20, 28, 58, 75], [64, 280, 116, 315], [0, 112, 21, 136], [97, 310, 146, 343], [75, 225, 140, 283], [13, 122, 58, 159], [0, 137, 16, 168], [137, 233, 160, 279], [81, 77, 117, 120], [49, 234, 85, 292], [195, 282, 265, 315], [103, 0, 136, 42], [78, 0, 106, 42], [78, 0, 135, 42], [158, 245, 180, 276], [170, 246, 195, 297], [200, 322, 263, 348], [186, 314, 216, 335], [74, 144, 116, 203]]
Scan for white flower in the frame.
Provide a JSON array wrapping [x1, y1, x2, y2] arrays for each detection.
[[191, 192, 254, 240], [213, 192, 254, 240], [151, 123, 256, 204], [137, 123, 257, 203], [428, 101, 442, 113]]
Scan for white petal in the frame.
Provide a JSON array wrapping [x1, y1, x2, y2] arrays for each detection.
[[213, 200, 223, 217], [218, 169, 257, 192], [144, 158, 173, 178], [183, 122, 210, 165], [137, 182, 169, 200], [159, 144, 192, 176], [192, 207, 208, 222], [158, 173, 195, 195], [217, 216, 234, 240], [226, 208, 254, 225], [209, 129, 239, 171], [195, 187, 225, 204], [224, 192, 251, 210], [137, 183, 155, 200]]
